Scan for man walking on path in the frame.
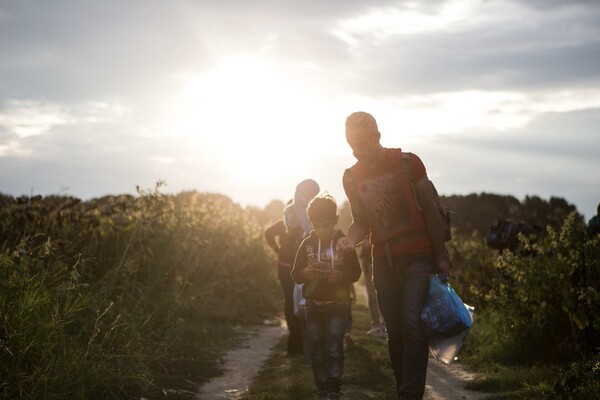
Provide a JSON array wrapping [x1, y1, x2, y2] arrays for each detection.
[[337, 111, 451, 400]]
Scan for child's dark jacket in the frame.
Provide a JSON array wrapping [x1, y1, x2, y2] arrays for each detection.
[[291, 230, 361, 302]]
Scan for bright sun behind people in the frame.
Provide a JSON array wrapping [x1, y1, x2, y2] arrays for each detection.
[[166, 55, 334, 183]]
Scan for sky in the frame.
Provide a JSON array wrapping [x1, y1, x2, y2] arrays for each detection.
[[1, 0, 599, 219]]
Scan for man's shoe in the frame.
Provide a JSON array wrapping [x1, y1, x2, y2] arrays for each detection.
[[327, 393, 341, 400]]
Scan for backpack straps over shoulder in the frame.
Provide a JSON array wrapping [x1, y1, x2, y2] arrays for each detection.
[[400, 152, 423, 212], [343, 166, 367, 222], [401, 152, 453, 242]]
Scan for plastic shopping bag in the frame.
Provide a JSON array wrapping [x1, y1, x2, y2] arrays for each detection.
[[293, 283, 306, 317], [428, 304, 475, 365], [421, 274, 473, 338]]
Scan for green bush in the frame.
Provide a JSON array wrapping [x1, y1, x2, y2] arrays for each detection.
[[452, 212, 600, 397], [479, 213, 598, 362], [446, 230, 497, 309], [554, 355, 600, 400], [0, 185, 280, 399]]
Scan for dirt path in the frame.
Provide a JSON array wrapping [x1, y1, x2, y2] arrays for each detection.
[[196, 320, 286, 399], [425, 358, 489, 400], [196, 320, 488, 400]]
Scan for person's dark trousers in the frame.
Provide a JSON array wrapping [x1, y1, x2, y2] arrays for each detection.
[[305, 301, 347, 397], [373, 253, 435, 400], [278, 264, 304, 355], [359, 255, 383, 327]]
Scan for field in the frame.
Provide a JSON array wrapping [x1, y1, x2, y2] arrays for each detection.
[[0, 187, 599, 399]]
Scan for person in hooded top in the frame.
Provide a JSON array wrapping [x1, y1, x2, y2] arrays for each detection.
[[292, 194, 361, 400], [283, 179, 320, 357], [284, 178, 321, 240]]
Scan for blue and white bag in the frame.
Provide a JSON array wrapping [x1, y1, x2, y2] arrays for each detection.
[[293, 283, 306, 317], [428, 304, 475, 364], [421, 274, 473, 338]]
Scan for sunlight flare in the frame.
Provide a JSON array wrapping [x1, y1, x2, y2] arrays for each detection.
[[167, 55, 339, 182]]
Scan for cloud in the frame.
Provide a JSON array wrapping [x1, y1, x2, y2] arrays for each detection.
[[410, 107, 600, 217], [1, 1, 216, 103], [443, 107, 600, 161], [0, 0, 378, 102], [0, 120, 226, 199], [0, 100, 73, 138], [335, 1, 600, 95], [0, 99, 130, 143]]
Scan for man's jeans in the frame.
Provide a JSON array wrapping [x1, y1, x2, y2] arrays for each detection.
[[305, 301, 348, 396], [359, 255, 384, 327], [373, 254, 435, 399]]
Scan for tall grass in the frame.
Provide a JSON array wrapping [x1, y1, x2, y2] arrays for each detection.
[[0, 185, 280, 399], [449, 212, 600, 398]]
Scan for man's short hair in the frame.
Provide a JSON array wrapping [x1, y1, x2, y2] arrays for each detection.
[[345, 111, 378, 134], [307, 194, 337, 223]]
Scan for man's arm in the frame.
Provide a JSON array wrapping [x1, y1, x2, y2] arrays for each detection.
[[342, 244, 362, 283], [336, 221, 369, 252], [415, 177, 451, 274], [338, 168, 370, 252], [329, 237, 363, 284]]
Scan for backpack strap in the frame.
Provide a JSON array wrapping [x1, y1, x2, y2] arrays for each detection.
[[343, 166, 367, 222], [402, 152, 453, 242], [400, 152, 423, 212]]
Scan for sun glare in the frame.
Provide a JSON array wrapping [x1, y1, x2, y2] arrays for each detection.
[[167, 55, 335, 183]]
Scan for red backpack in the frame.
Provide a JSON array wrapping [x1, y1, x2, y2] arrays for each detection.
[[345, 152, 453, 242]]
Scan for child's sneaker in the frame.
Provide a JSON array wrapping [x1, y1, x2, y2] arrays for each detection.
[[366, 326, 387, 338]]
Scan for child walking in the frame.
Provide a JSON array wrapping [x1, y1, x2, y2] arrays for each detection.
[[291, 194, 361, 400]]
